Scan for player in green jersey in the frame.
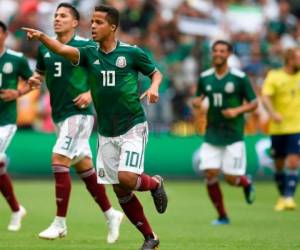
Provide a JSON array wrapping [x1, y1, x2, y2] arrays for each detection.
[[23, 4, 167, 249], [193, 40, 258, 225], [27, 3, 123, 242], [0, 20, 37, 231]]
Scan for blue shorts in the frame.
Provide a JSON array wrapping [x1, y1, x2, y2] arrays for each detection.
[[271, 133, 300, 158]]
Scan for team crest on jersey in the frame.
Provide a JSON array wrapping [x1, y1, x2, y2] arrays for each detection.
[[225, 82, 235, 93], [206, 85, 212, 91], [2, 62, 13, 74], [98, 168, 105, 177], [116, 56, 127, 68]]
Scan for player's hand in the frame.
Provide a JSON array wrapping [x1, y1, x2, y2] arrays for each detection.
[[28, 74, 42, 89], [271, 112, 282, 123], [192, 96, 205, 109], [140, 87, 159, 104], [222, 108, 239, 119], [0, 89, 19, 101], [22, 27, 44, 40], [73, 91, 92, 109]]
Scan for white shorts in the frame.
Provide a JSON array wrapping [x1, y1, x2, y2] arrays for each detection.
[[96, 122, 148, 184], [0, 124, 17, 158], [199, 141, 246, 176], [53, 115, 94, 164]]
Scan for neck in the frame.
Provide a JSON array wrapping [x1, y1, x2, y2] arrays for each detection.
[[100, 35, 117, 53], [56, 30, 74, 44], [215, 64, 228, 77], [284, 65, 297, 75]]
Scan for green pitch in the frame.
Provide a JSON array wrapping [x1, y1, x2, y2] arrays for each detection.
[[0, 180, 299, 250]]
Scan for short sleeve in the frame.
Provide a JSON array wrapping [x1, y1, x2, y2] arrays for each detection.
[[74, 46, 90, 67], [19, 56, 32, 80], [196, 77, 204, 97], [262, 71, 275, 96], [134, 47, 156, 76], [36, 45, 45, 74], [241, 75, 256, 102]]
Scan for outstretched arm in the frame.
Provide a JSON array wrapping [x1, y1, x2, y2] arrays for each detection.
[[22, 27, 79, 64]]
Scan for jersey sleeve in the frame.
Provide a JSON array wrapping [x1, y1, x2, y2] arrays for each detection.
[[241, 75, 256, 102], [134, 47, 156, 76], [75, 46, 90, 67], [36, 45, 45, 74], [262, 71, 275, 96], [19, 56, 32, 80], [196, 77, 204, 97]]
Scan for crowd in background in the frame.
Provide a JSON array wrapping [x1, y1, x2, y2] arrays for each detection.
[[1, 0, 300, 135]]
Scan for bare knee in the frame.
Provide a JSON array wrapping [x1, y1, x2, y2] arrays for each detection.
[[118, 171, 138, 191], [224, 175, 239, 185], [52, 153, 72, 166], [204, 169, 219, 182], [287, 154, 300, 170]]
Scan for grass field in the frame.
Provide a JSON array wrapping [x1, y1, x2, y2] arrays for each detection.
[[0, 180, 299, 250]]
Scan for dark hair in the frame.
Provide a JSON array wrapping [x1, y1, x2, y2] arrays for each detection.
[[0, 21, 7, 32], [95, 5, 119, 28], [57, 2, 80, 21], [212, 40, 233, 52]]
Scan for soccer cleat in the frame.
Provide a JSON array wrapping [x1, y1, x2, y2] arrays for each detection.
[[211, 216, 230, 226], [274, 197, 286, 211], [38, 221, 67, 240], [151, 175, 168, 214], [243, 181, 255, 204], [140, 233, 160, 250], [106, 210, 124, 244], [7, 205, 27, 231], [284, 197, 297, 210]]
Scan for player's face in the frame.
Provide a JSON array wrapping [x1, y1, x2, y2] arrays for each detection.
[[0, 28, 7, 47], [91, 11, 116, 42], [54, 7, 78, 34], [212, 44, 230, 67]]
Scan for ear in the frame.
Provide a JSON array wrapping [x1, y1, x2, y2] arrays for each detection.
[[111, 24, 116, 32], [72, 19, 79, 28]]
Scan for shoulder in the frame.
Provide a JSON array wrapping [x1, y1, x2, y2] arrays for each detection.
[[229, 68, 246, 78], [200, 68, 215, 78], [73, 35, 97, 47], [6, 49, 25, 59], [119, 41, 141, 54]]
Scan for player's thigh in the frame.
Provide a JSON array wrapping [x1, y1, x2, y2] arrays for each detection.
[[96, 134, 120, 184], [199, 142, 223, 171], [286, 133, 300, 167], [271, 135, 288, 159], [119, 122, 148, 175], [222, 141, 246, 176], [53, 115, 94, 160], [0, 124, 17, 154]]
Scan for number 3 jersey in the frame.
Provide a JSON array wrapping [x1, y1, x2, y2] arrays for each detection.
[[196, 68, 256, 146], [76, 41, 156, 137], [0, 49, 32, 126], [36, 35, 95, 123]]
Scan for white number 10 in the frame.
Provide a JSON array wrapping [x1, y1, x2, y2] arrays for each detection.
[[101, 70, 115, 86]]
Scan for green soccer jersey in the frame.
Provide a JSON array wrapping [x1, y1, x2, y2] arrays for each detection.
[[77, 41, 156, 136], [196, 68, 256, 146], [0, 49, 32, 126], [36, 35, 95, 123]]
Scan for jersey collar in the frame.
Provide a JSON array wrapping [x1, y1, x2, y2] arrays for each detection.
[[99, 40, 119, 54], [215, 68, 229, 80]]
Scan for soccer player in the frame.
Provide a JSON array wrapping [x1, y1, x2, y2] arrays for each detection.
[[193, 40, 257, 225], [24, 4, 168, 249], [262, 48, 300, 211], [0, 20, 36, 231], [27, 3, 123, 242]]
